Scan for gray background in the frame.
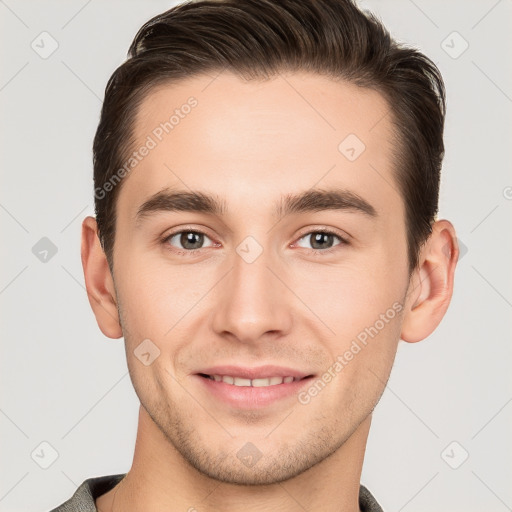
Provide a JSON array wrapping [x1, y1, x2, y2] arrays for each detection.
[[1, 1, 511, 511]]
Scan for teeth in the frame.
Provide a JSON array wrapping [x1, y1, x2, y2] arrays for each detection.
[[252, 378, 274, 387], [211, 375, 298, 387], [233, 377, 251, 387]]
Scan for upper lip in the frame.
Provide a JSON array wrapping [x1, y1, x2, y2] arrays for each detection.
[[195, 365, 312, 380]]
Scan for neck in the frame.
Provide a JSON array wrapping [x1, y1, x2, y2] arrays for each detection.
[[100, 405, 371, 512]]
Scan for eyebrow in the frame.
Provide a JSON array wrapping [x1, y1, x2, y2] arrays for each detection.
[[135, 187, 377, 222]]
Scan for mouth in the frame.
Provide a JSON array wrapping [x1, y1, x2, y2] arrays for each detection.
[[193, 366, 314, 408], [198, 373, 306, 387]]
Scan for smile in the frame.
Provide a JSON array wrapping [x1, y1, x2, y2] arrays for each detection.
[[199, 374, 301, 387], [194, 366, 314, 409]]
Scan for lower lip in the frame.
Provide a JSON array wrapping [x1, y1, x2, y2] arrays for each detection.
[[194, 375, 313, 409]]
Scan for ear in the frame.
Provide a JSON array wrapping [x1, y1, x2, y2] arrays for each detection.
[[81, 216, 122, 339], [401, 219, 459, 343]]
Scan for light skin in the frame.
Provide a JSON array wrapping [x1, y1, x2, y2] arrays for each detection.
[[82, 71, 459, 512]]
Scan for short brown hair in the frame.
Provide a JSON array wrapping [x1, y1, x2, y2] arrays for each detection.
[[93, 0, 446, 273]]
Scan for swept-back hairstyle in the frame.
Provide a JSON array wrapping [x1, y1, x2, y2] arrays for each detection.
[[93, 0, 446, 273]]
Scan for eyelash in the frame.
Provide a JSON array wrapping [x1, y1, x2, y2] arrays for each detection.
[[293, 228, 350, 255], [161, 227, 349, 256]]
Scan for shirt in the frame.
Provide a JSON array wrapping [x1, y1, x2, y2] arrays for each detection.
[[49, 473, 384, 511]]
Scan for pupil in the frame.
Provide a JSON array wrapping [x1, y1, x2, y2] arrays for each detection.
[[311, 233, 332, 250], [181, 232, 203, 250]]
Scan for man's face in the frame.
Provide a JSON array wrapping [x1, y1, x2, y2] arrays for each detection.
[[112, 71, 412, 484]]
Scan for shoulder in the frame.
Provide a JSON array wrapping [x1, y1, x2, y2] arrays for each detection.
[[359, 484, 384, 512], [49, 474, 126, 512]]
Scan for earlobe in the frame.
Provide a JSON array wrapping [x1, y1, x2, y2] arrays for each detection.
[[400, 219, 459, 343], [81, 216, 123, 339]]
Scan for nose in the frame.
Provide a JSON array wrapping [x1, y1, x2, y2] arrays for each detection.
[[210, 242, 293, 345]]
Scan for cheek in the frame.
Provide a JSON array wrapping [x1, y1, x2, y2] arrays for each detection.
[[303, 298, 403, 412], [292, 257, 407, 341], [114, 253, 212, 343], [292, 255, 407, 402]]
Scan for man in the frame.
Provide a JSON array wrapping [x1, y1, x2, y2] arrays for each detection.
[[51, 0, 459, 510]]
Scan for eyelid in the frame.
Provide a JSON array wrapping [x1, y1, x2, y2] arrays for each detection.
[[162, 225, 214, 239]]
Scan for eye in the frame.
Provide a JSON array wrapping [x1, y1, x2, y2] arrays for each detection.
[[161, 227, 348, 255], [294, 229, 349, 253], [163, 229, 217, 252]]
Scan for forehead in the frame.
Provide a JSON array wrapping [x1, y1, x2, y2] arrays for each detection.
[[120, 71, 401, 219]]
